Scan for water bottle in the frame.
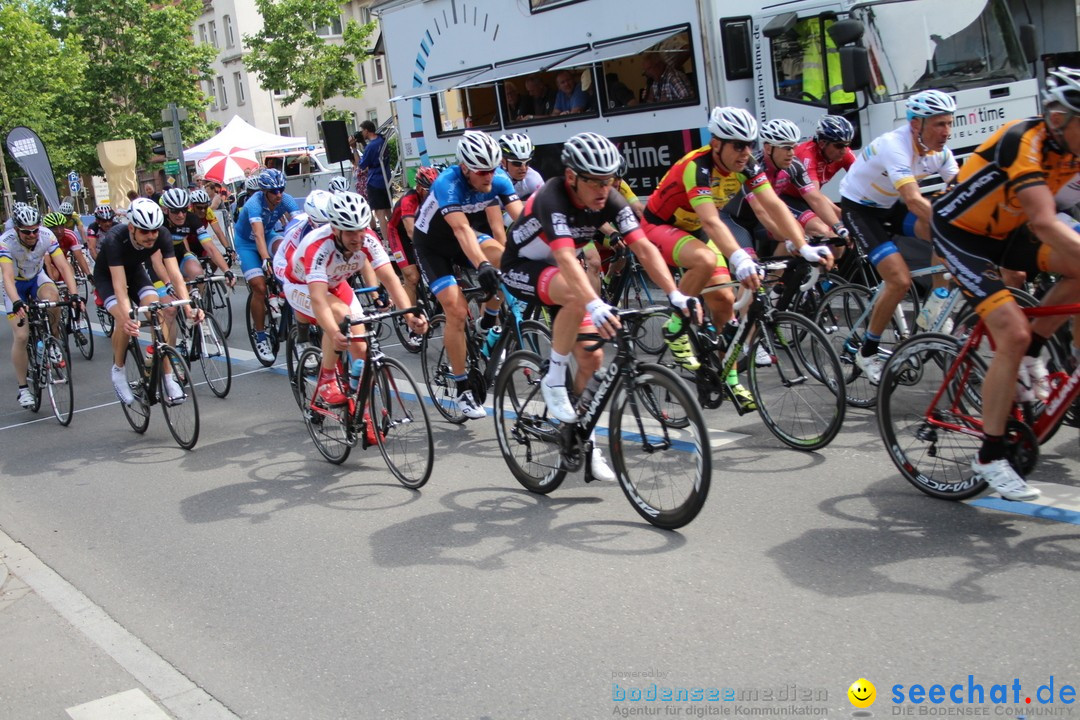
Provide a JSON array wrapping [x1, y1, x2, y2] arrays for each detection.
[[918, 287, 949, 330], [144, 344, 154, 366], [35, 340, 44, 364], [349, 357, 364, 392], [481, 326, 502, 359], [576, 368, 606, 414]]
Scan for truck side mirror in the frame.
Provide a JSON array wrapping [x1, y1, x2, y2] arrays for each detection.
[[1019, 24, 1039, 65], [762, 12, 798, 40], [827, 19, 864, 46], [839, 46, 871, 92]]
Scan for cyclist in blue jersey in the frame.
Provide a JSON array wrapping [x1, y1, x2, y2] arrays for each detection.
[[234, 168, 299, 361], [413, 130, 524, 419]]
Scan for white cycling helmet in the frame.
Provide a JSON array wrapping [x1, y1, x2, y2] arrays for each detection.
[[13, 205, 40, 228], [1043, 66, 1080, 114], [708, 106, 759, 142], [906, 90, 957, 120], [499, 133, 534, 161], [128, 197, 164, 230], [456, 130, 502, 171], [328, 176, 350, 194], [760, 119, 802, 147], [160, 187, 190, 210], [561, 132, 622, 176], [58, 201, 74, 215], [327, 191, 372, 231], [303, 189, 333, 225], [245, 176, 261, 191], [190, 189, 211, 205]]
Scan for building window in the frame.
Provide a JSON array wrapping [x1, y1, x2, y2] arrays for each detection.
[[373, 56, 385, 83], [217, 76, 228, 108], [207, 80, 217, 110], [367, 110, 378, 124], [358, 7, 370, 24], [198, 24, 207, 44], [314, 16, 343, 37], [273, 88, 286, 98], [278, 116, 293, 136], [223, 15, 234, 48], [357, 62, 366, 84], [233, 72, 246, 105], [208, 20, 218, 48]]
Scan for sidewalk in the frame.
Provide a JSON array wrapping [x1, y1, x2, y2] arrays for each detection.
[[0, 530, 237, 720]]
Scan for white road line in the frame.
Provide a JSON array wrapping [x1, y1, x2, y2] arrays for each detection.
[[0, 530, 238, 720], [66, 688, 171, 720]]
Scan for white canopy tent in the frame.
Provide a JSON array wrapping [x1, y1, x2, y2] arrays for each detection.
[[184, 115, 308, 162]]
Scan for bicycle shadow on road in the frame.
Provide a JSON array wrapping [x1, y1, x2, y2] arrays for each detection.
[[368, 486, 687, 571], [767, 483, 1080, 604]]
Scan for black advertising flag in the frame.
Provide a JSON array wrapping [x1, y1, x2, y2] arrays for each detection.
[[5, 127, 61, 211]]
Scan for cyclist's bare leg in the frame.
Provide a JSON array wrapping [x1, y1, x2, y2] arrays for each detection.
[[981, 302, 1030, 436], [436, 284, 469, 376], [1031, 253, 1080, 340], [401, 265, 419, 307], [481, 239, 505, 315], [37, 283, 62, 339], [319, 295, 368, 372], [866, 253, 910, 337], [7, 314, 29, 385], [249, 275, 267, 332]]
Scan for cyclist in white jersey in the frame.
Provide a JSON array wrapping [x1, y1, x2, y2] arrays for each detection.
[[838, 89, 960, 384]]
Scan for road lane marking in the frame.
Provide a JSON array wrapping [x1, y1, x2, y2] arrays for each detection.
[[67, 688, 171, 720]]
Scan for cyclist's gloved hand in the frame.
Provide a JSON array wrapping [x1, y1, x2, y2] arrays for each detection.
[[729, 248, 761, 283], [831, 222, 850, 241], [11, 299, 25, 316], [477, 261, 501, 295], [669, 290, 701, 324], [798, 242, 833, 265], [586, 298, 618, 330]]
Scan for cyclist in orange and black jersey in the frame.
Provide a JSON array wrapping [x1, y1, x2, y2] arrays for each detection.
[[930, 67, 1080, 501]]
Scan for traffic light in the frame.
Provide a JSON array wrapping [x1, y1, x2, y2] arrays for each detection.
[[149, 126, 181, 159]]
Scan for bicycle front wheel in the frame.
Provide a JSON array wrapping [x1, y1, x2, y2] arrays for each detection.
[[157, 346, 200, 450], [814, 283, 877, 408], [298, 347, 352, 464], [492, 350, 568, 493], [196, 316, 231, 398], [121, 343, 150, 433], [370, 357, 433, 489], [42, 337, 73, 426], [748, 311, 846, 450], [210, 281, 232, 337], [71, 303, 94, 360], [245, 293, 277, 367], [608, 363, 711, 530], [877, 333, 991, 500]]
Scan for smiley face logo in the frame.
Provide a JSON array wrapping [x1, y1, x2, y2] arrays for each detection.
[[848, 679, 876, 708]]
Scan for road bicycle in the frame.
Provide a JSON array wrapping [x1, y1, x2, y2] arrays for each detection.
[[176, 275, 232, 398], [19, 297, 76, 426], [876, 301, 1080, 500], [492, 306, 711, 530], [656, 259, 847, 450], [55, 283, 94, 361], [198, 256, 233, 337], [421, 285, 550, 423], [599, 246, 666, 354], [245, 269, 288, 367], [119, 299, 200, 450], [294, 307, 434, 488]]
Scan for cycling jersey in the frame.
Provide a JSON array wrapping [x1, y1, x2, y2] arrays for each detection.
[[388, 190, 421, 268], [272, 213, 319, 282], [0, 228, 63, 281], [935, 119, 1080, 239], [1058, 173, 1080, 210], [795, 139, 856, 189], [234, 191, 299, 243], [512, 167, 545, 199], [840, 124, 958, 208], [53, 227, 83, 254], [618, 180, 640, 206], [285, 224, 389, 286], [502, 178, 645, 303], [164, 212, 211, 258], [413, 165, 519, 243], [756, 152, 817, 200], [644, 146, 771, 232], [91, 224, 174, 309]]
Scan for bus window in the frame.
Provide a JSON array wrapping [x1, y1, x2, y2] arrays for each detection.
[[432, 84, 500, 137], [611, 28, 697, 109]]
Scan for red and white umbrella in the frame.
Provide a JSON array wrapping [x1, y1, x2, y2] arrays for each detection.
[[197, 147, 260, 184]]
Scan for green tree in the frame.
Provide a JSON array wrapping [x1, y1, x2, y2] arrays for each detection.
[[243, 0, 375, 111], [58, 0, 218, 166], [0, 0, 90, 173]]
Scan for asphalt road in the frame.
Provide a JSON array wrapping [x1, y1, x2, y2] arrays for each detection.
[[1, 284, 1078, 720]]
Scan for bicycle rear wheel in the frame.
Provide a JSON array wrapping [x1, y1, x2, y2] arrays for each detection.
[[748, 311, 846, 450], [71, 303, 94, 360], [121, 343, 150, 433], [196, 316, 231, 398], [370, 357, 433, 489], [245, 293, 278, 367], [42, 337, 73, 426], [814, 283, 877, 407], [96, 304, 114, 338], [608, 363, 711, 530], [158, 346, 200, 450], [210, 281, 232, 337], [420, 314, 468, 424], [492, 350, 568, 493], [298, 347, 352, 464]]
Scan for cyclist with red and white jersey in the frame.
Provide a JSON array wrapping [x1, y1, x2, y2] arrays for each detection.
[[839, 89, 960, 385], [284, 192, 426, 406], [1, 206, 81, 409], [387, 166, 439, 347], [796, 115, 858, 217]]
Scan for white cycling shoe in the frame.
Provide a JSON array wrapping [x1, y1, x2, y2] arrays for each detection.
[[540, 380, 578, 424]]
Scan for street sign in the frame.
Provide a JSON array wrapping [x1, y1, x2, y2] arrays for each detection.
[[163, 160, 180, 175], [67, 171, 79, 183], [69, 180, 82, 193]]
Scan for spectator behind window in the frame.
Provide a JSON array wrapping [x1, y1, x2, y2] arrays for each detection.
[[642, 52, 692, 104], [554, 70, 588, 115], [605, 73, 635, 109], [522, 76, 554, 120]]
